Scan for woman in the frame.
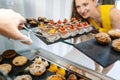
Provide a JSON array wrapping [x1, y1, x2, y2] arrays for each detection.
[[72, 0, 120, 74]]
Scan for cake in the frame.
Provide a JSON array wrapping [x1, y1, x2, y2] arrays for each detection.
[[56, 68, 66, 77], [112, 39, 120, 52], [108, 29, 120, 39], [68, 25, 78, 36], [95, 32, 111, 45], [2, 49, 16, 58], [47, 74, 65, 80], [67, 74, 77, 80], [29, 63, 46, 76]]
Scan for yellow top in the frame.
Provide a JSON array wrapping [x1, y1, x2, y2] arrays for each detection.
[[88, 5, 114, 33]]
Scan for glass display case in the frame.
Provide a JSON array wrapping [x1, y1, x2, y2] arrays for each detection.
[[0, 0, 120, 80]]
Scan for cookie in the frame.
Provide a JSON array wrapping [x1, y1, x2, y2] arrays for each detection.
[[0, 55, 3, 63], [2, 49, 16, 58], [12, 56, 28, 66], [0, 63, 12, 74]]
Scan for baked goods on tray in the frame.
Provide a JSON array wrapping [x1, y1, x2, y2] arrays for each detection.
[[0, 63, 12, 74], [112, 39, 120, 52], [67, 74, 77, 80], [12, 56, 28, 66], [29, 63, 46, 76], [2, 49, 16, 58], [14, 74, 32, 80], [108, 29, 120, 39], [95, 32, 111, 45], [47, 74, 65, 80]]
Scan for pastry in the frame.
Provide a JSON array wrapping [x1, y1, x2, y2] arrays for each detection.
[[67, 74, 77, 80], [12, 56, 28, 66], [14, 74, 32, 80], [56, 68, 66, 76], [0, 63, 12, 74], [112, 39, 120, 52], [108, 29, 120, 39], [47, 74, 65, 80], [29, 63, 46, 76], [95, 32, 111, 45], [48, 64, 58, 73], [2, 49, 16, 58], [0, 55, 3, 63]]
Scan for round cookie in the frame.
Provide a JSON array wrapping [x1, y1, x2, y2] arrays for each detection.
[[0, 63, 12, 74], [112, 39, 120, 52], [12, 56, 28, 66], [2, 49, 16, 58]]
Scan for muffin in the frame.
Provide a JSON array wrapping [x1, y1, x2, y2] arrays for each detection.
[[108, 29, 120, 39], [95, 32, 111, 45], [112, 39, 120, 52], [47, 74, 65, 80]]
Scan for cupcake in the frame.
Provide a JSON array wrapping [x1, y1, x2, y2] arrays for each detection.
[[95, 32, 111, 45], [112, 39, 120, 52], [108, 29, 120, 39]]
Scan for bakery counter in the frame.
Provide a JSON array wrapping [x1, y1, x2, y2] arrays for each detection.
[[16, 48, 113, 80]]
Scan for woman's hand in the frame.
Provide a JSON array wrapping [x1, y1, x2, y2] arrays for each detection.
[[0, 9, 32, 45]]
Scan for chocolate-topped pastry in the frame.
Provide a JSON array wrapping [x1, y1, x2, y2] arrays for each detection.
[[29, 20, 38, 27], [2, 49, 16, 58], [26, 18, 36, 23], [0, 55, 3, 63]]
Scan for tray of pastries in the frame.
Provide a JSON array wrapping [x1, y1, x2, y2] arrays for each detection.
[[0, 49, 91, 80], [26, 17, 96, 45], [74, 30, 120, 68]]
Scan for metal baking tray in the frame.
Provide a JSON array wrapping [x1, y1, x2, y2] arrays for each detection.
[[74, 38, 120, 68]]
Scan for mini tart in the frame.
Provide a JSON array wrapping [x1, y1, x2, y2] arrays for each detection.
[[0, 63, 12, 74], [112, 39, 120, 52], [47, 74, 65, 80], [108, 29, 120, 39], [48, 64, 58, 73], [56, 68, 66, 77], [0, 55, 3, 63], [95, 32, 111, 45], [2, 49, 16, 58], [12, 56, 28, 66]]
